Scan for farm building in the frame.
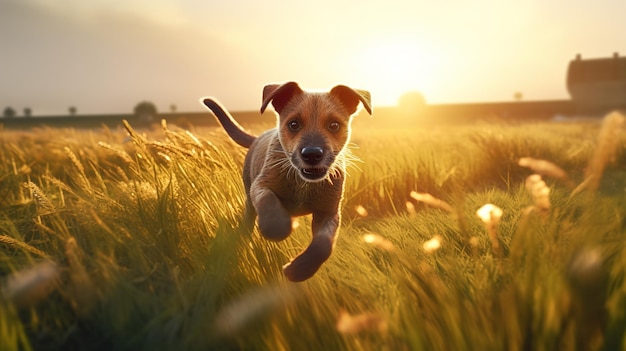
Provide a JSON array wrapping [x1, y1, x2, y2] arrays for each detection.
[[567, 53, 626, 111]]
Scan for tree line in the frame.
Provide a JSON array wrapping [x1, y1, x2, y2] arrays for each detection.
[[1, 101, 175, 119], [3, 106, 78, 118]]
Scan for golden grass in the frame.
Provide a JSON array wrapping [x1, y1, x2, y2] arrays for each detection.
[[0, 112, 625, 350]]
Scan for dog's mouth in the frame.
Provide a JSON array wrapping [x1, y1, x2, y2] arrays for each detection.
[[300, 167, 328, 180]]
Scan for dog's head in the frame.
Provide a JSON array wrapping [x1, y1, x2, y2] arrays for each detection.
[[260, 82, 372, 182]]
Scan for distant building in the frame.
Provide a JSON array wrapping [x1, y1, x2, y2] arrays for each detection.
[[567, 52, 626, 111]]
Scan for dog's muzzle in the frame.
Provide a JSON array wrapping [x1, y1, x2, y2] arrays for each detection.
[[300, 147, 328, 180]]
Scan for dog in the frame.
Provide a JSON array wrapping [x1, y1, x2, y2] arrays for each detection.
[[202, 82, 372, 281]]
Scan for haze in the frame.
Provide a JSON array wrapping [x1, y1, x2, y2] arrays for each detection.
[[1, 0, 625, 116]]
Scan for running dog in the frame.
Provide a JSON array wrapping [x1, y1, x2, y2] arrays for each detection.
[[202, 82, 372, 281]]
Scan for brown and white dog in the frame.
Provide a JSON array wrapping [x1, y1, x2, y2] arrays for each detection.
[[202, 82, 372, 281]]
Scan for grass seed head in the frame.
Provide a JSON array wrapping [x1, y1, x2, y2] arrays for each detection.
[[469, 236, 480, 247], [355, 205, 368, 217], [336, 309, 388, 334], [422, 235, 442, 253], [476, 204, 503, 226], [525, 174, 551, 211], [476, 204, 503, 258], [405, 201, 416, 216], [518, 157, 569, 181], [363, 233, 395, 251], [409, 191, 454, 213]]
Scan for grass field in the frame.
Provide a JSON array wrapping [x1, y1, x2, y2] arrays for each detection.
[[1, 113, 626, 350]]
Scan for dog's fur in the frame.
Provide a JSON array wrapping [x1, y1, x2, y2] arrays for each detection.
[[202, 82, 372, 281]]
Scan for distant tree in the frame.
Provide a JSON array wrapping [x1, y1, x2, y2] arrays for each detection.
[[398, 91, 426, 118], [3, 107, 16, 118], [134, 101, 158, 122], [23, 107, 32, 117], [514, 92, 523, 101], [69, 106, 77, 116], [170, 104, 177, 113]]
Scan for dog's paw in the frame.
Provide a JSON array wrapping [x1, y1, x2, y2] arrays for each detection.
[[257, 212, 292, 241], [283, 235, 334, 282]]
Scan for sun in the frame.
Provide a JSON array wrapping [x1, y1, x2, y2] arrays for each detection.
[[355, 39, 439, 106]]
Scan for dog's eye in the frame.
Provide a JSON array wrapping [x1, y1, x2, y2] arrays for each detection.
[[328, 121, 341, 132], [288, 120, 301, 131]]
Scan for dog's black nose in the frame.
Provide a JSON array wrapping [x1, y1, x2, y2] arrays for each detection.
[[301, 147, 324, 165]]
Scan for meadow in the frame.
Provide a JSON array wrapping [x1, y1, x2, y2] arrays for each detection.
[[1, 112, 625, 350]]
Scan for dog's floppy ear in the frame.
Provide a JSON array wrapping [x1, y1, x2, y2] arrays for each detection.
[[260, 81, 303, 114], [329, 85, 372, 116]]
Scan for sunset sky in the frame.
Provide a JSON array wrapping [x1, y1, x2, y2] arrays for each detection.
[[1, 0, 625, 116]]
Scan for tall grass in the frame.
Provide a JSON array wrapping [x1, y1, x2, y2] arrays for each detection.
[[0, 114, 625, 350]]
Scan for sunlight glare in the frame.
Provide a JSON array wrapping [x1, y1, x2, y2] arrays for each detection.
[[356, 39, 439, 106]]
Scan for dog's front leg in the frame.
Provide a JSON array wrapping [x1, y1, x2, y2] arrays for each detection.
[[283, 212, 339, 282], [250, 183, 292, 241]]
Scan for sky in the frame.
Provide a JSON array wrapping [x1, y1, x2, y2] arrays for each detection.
[[1, 0, 625, 116]]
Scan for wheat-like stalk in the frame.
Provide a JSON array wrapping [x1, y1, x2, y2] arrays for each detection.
[[163, 128, 205, 152], [22, 182, 55, 213], [64, 146, 85, 175], [42, 174, 73, 194], [157, 152, 172, 163], [584, 111, 625, 192], [0, 235, 47, 257], [97, 141, 133, 164], [164, 129, 191, 147], [64, 146, 92, 192], [113, 166, 130, 183], [185, 130, 203, 147], [122, 119, 145, 144], [42, 175, 74, 207], [16, 164, 31, 175], [146, 141, 195, 158]]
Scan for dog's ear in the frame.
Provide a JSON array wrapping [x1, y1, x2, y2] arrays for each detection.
[[329, 85, 372, 116], [260, 81, 303, 114]]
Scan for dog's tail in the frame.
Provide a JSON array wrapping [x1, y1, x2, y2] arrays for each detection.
[[202, 98, 256, 148]]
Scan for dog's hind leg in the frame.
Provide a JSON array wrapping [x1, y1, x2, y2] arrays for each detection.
[[283, 213, 339, 282]]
